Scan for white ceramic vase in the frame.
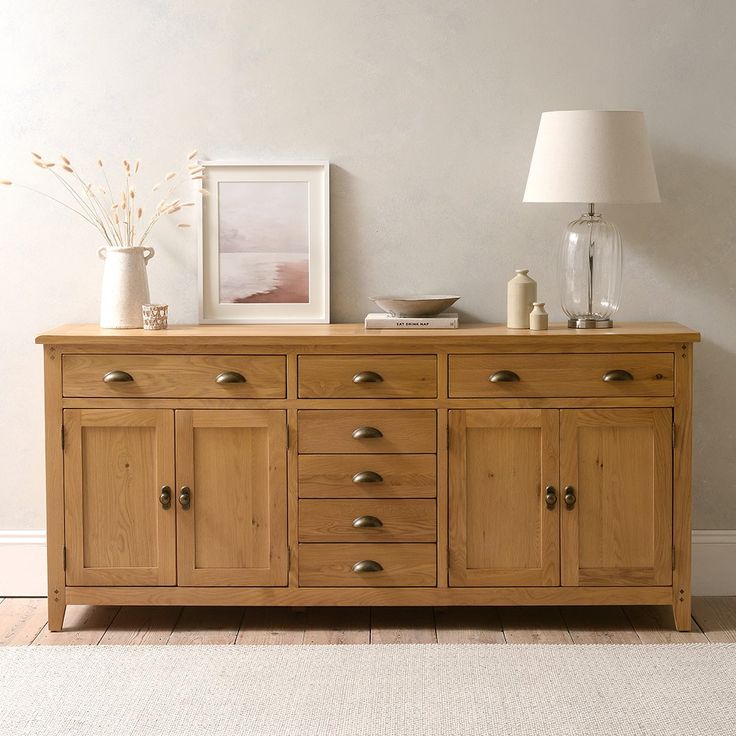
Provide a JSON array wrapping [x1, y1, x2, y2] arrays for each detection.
[[506, 269, 537, 329], [98, 245, 154, 329]]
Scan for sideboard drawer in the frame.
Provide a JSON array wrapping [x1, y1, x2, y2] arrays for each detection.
[[299, 499, 436, 542], [449, 353, 674, 398], [298, 543, 436, 586], [298, 454, 436, 498], [63, 355, 286, 398], [298, 410, 436, 454], [298, 354, 437, 398]]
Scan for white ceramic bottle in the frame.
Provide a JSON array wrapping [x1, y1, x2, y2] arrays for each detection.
[[507, 269, 537, 329], [529, 302, 549, 330]]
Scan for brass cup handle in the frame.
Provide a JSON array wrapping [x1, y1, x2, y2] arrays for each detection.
[[216, 371, 247, 384], [179, 486, 191, 510], [352, 515, 384, 528], [489, 370, 520, 383], [351, 559, 384, 573], [352, 470, 384, 484], [352, 371, 384, 384], [602, 369, 634, 382], [545, 485, 557, 509], [159, 485, 172, 509], [564, 486, 577, 509], [352, 426, 383, 440], [103, 370, 134, 383]]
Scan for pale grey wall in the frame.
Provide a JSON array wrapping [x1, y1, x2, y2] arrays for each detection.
[[1, 0, 734, 529]]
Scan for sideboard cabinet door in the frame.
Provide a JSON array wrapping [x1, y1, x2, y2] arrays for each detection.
[[560, 408, 672, 586], [175, 410, 288, 586], [449, 409, 560, 586], [64, 408, 176, 586]]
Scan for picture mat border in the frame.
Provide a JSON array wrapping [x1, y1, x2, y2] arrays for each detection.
[[198, 160, 330, 324]]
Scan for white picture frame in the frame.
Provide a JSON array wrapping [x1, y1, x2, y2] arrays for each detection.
[[198, 160, 329, 323]]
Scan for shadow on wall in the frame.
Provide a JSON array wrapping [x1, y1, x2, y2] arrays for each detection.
[[615, 145, 736, 528]]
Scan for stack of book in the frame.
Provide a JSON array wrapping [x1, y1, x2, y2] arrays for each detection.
[[364, 312, 459, 329]]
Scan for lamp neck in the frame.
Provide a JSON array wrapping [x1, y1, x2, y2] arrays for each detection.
[[588, 202, 596, 217]]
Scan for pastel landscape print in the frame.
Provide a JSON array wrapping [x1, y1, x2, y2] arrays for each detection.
[[218, 181, 310, 303]]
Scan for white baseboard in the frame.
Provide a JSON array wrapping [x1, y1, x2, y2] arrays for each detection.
[[692, 530, 736, 596], [1, 529, 735, 597], [0, 531, 47, 597]]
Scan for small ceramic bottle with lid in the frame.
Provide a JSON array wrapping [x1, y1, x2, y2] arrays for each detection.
[[507, 269, 537, 329], [529, 302, 549, 331]]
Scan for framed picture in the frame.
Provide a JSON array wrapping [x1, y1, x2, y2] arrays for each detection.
[[198, 161, 329, 323]]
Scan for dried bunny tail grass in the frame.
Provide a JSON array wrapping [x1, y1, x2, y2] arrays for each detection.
[[1, 180, 12, 185], [134, 160, 140, 173], [187, 149, 198, 160], [165, 171, 176, 181], [60, 155, 71, 165], [114, 213, 120, 224], [190, 175, 204, 180], [152, 182, 161, 192], [129, 188, 136, 199], [31, 152, 43, 160], [198, 188, 210, 196], [181, 202, 195, 207], [137, 207, 143, 219], [177, 223, 191, 228], [97, 159, 104, 167], [62, 165, 74, 173]]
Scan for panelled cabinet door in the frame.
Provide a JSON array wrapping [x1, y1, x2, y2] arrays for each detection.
[[176, 410, 288, 586], [560, 408, 672, 586], [449, 409, 560, 586], [64, 409, 176, 586]]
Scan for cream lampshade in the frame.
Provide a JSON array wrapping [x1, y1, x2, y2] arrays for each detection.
[[523, 110, 660, 328]]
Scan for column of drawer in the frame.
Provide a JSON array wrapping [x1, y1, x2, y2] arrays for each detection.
[[297, 355, 438, 587]]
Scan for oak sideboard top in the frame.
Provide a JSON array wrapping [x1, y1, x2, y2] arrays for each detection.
[[36, 322, 700, 348]]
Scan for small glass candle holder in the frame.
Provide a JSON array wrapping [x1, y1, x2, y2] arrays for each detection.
[[142, 303, 168, 330]]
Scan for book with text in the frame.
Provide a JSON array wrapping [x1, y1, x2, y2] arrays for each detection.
[[364, 312, 459, 329]]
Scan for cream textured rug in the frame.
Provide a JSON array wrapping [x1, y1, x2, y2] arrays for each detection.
[[1, 644, 734, 735]]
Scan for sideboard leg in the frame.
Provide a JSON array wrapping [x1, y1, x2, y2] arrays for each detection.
[[48, 596, 66, 632], [673, 593, 692, 632]]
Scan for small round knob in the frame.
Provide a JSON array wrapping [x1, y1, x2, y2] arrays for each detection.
[[179, 486, 191, 510], [159, 485, 172, 509], [564, 486, 576, 509], [545, 485, 557, 509]]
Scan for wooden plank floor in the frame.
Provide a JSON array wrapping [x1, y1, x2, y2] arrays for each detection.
[[0, 598, 731, 645]]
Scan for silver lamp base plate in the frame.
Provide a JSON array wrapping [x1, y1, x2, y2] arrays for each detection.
[[568, 318, 614, 329]]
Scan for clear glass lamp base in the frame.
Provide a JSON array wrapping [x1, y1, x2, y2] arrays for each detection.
[[559, 208, 622, 331]]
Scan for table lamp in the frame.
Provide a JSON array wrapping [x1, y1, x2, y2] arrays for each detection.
[[523, 110, 660, 328]]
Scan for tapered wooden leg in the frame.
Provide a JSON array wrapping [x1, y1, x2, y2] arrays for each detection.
[[48, 597, 66, 632]]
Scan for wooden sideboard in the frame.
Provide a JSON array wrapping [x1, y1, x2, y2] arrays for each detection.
[[36, 322, 700, 631]]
